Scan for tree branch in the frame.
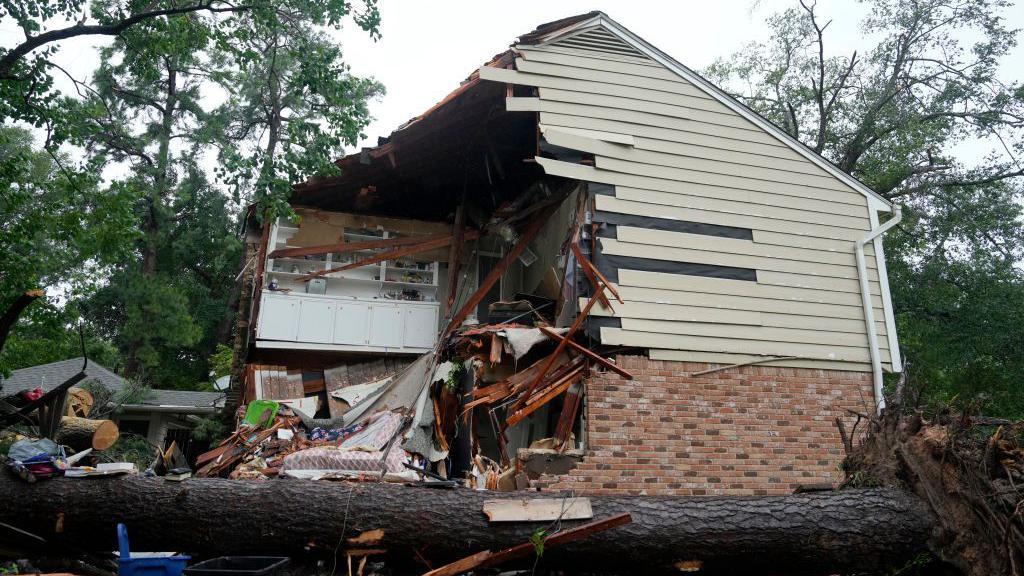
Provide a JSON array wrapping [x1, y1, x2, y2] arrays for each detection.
[[0, 2, 252, 79]]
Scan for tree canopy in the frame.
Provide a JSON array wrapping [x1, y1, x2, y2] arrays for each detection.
[[0, 0, 381, 387]]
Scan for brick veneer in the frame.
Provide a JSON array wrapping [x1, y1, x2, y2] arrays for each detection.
[[537, 355, 875, 496]]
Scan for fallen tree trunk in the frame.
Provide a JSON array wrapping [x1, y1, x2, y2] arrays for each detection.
[[54, 416, 119, 451], [0, 476, 933, 575]]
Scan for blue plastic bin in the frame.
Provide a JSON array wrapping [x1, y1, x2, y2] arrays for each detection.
[[117, 523, 190, 576]]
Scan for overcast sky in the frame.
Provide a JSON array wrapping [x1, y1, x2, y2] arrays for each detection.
[[334, 0, 1024, 154], [15, 0, 1024, 165]]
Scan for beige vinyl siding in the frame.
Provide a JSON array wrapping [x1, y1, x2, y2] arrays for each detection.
[[542, 128, 856, 194], [617, 270, 883, 307], [615, 187, 870, 227], [647, 349, 873, 373], [591, 193, 870, 243], [540, 111, 803, 160], [601, 327, 877, 364], [585, 297, 888, 336], [608, 281, 886, 322], [526, 43, 665, 67], [524, 98, 781, 145], [614, 228, 876, 269], [618, 318, 891, 354], [483, 38, 894, 371]]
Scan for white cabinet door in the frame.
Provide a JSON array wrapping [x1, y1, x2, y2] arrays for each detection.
[[296, 299, 335, 344], [404, 306, 438, 349], [257, 294, 299, 341], [334, 301, 370, 345], [368, 304, 404, 348]]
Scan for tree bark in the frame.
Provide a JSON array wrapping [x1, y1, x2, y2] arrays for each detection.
[[0, 476, 934, 575], [54, 417, 119, 451], [0, 289, 44, 353]]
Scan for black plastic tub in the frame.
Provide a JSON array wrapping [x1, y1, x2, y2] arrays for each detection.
[[183, 557, 289, 576]]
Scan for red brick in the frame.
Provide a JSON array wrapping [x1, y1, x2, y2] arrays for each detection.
[[538, 356, 873, 496]]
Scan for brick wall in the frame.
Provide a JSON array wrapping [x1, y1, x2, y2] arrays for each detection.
[[537, 355, 875, 496]]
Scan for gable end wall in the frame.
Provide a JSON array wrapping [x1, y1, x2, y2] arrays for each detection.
[[481, 33, 897, 373]]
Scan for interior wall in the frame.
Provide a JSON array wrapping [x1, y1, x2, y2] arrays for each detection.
[[522, 188, 581, 299]]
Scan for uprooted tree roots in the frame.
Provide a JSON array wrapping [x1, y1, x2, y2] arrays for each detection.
[[842, 407, 1024, 575]]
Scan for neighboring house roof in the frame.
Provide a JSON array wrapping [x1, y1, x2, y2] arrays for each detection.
[[1, 357, 224, 410], [2, 357, 122, 393]]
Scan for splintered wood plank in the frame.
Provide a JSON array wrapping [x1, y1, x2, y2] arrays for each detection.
[[538, 326, 633, 379], [269, 234, 441, 259], [422, 550, 493, 576], [425, 513, 632, 576], [570, 242, 611, 309], [512, 282, 606, 412], [482, 498, 593, 522], [298, 230, 478, 281]]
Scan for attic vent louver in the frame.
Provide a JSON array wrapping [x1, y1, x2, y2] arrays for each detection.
[[550, 27, 649, 59]]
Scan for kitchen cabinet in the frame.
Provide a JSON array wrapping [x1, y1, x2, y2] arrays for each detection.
[[368, 304, 404, 348], [257, 294, 299, 341], [257, 291, 439, 351], [404, 305, 439, 349], [297, 299, 335, 343], [333, 301, 370, 345]]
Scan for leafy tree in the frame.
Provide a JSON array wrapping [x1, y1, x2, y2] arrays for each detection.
[[707, 0, 1024, 415], [211, 5, 382, 218], [0, 125, 134, 375], [2, 1, 382, 388], [0, 0, 380, 141]]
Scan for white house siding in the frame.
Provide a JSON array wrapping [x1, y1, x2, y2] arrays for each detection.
[[479, 27, 898, 372]]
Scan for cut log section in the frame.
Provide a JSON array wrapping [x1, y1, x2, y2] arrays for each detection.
[[64, 388, 94, 418], [0, 476, 935, 575], [54, 417, 119, 451]]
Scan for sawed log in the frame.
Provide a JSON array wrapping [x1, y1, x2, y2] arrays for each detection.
[[0, 476, 935, 575], [54, 416, 119, 451]]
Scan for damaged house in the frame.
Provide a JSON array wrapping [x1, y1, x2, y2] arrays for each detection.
[[228, 12, 900, 496]]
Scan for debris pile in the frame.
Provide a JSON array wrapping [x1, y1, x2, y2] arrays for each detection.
[[215, 314, 630, 490]]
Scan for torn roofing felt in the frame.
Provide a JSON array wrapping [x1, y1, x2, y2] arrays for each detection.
[[291, 50, 541, 221], [289, 12, 621, 222]]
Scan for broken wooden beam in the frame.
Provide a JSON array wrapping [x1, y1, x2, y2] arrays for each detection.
[[513, 282, 607, 413], [268, 234, 444, 260], [570, 243, 611, 309], [444, 202, 466, 314], [537, 326, 632, 380], [482, 498, 593, 522], [426, 513, 631, 576], [298, 230, 479, 281]]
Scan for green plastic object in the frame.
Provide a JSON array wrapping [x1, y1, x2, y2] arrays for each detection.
[[243, 400, 279, 428]]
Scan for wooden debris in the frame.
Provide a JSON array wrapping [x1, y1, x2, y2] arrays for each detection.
[[444, 202, 466, 314], [570, 243, 611, 309], [553, 380, 583, 449], [512, 282, 606, 413], [269, 234, 444, 260], [537, 326, 632, 380], [424, 513, 632, 576], [299, 230, 478, 281], [482, 497, 593, 522], [347, 529, 385, 547]]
